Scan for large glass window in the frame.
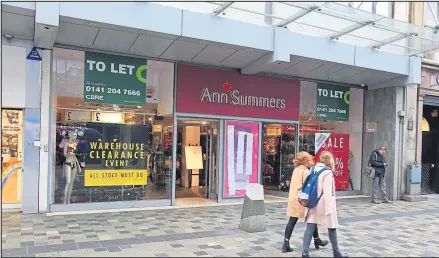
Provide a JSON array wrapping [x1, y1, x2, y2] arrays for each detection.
[[299, 81, 364, 191], [1, 109, 23, 205], [51, 48, 174, 205], [262, 123, 297, 192]]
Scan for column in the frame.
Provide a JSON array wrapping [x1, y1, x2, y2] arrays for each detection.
[[39, 50, 52, 213]]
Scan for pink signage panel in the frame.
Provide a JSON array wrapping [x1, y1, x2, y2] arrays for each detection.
[[224, 121, 259, 198], [176, 64, 301, 121]]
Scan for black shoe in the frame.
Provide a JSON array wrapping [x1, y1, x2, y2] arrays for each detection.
[[314, 238, 329, 249], [302, 251, 310, 258], [333, 249, 349, 257], [281, 240, 293, 253]]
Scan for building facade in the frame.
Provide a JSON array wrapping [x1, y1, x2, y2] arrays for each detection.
[[1, 2, 438, 214]]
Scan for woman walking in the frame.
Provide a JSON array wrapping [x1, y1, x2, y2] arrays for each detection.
[[282, 152, 328, 253], [301, 151, 348, 258]]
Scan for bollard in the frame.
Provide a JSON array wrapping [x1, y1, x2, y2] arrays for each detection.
[[239, 183, 266, 233]]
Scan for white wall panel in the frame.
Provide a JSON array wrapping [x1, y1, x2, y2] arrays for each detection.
[[1, 44, 27, 108]]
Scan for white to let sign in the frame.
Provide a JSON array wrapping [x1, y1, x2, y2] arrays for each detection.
[[65, 110, 91, 122]]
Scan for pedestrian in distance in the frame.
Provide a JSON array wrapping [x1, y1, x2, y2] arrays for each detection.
[[370, 147, 393, 204], [282, 151, 329, 253], [301, 151, 348, 258]]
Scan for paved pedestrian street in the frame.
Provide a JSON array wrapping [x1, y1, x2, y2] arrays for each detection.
[[2, 195, 439, 257]]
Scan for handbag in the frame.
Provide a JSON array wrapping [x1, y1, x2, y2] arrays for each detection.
[[364, 165, 375, 178], [364, 152, 377, 178]]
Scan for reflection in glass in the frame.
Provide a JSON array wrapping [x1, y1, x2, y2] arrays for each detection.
[[262, 124, 297, 192]]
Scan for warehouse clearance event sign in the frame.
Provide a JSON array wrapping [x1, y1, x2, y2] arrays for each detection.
[[315, 133, 350, 190], [84, 141, 147, 186], [83, 51, 157, 106], [316, 84, 350, 122]]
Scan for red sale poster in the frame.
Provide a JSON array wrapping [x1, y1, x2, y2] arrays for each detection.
[[315, 133, 350, 190]]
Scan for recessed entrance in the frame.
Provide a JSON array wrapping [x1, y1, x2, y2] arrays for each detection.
[[175, 119, 219, 204]]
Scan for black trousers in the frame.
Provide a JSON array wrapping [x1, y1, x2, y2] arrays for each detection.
[[284, 216, 319, 240]]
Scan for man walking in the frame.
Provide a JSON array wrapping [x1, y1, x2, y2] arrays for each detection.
[[370, 147, 393, 204]]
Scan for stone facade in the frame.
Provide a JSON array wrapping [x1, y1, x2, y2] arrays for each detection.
[[362, 84, 418, 200]]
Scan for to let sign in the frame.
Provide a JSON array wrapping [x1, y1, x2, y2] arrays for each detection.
[[84, 51, 147, 106], [316, 83, 350, 122]]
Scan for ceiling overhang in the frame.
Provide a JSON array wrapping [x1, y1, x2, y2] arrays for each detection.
[[1, 2, 427, 88]]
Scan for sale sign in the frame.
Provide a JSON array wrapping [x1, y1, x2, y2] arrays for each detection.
[[315, 133, 350, 190]]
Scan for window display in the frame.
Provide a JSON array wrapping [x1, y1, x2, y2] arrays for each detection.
[[262, 124, 297, 192], [52, 48, 175, 205], [300, 81, 364, 191], [224, 121, 259, 198], [1, 109, 23, 204]]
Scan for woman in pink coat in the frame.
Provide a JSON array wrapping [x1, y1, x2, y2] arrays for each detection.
[[301, 151, 348, 258], [282, 152, 328, 253]]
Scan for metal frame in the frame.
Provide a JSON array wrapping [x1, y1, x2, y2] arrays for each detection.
[[330, 21, 376, 40], [201, 2, 439, 56], [212, 2, 234, 16], [273, 5, 319, 27], [427, 2, 439, 27], [372, 32, 418, 50]]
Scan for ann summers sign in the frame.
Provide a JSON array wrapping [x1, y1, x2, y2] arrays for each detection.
[[176, 64, 300, 120]]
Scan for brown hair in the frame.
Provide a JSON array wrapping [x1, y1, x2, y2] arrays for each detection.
[[319, 151, 334, 169], [293, 152, 314, 167]]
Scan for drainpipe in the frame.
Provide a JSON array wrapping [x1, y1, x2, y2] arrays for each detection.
[[398, 85, 408, 199]]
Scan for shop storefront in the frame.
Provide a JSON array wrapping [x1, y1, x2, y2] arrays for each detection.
[[2, 109, 24, 208], [176, 64, 301, 200], [419, 65, 439, 195], [49, 48, 175, 212], [175, 64, 364, 200]]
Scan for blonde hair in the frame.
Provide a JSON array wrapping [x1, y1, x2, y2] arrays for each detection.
[[319, 151, 334, 169], [293, 152, 313, 167]]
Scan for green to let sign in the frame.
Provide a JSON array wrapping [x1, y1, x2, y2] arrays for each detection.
[[316, 83, 350, 122], [84, 51, 146, 106]]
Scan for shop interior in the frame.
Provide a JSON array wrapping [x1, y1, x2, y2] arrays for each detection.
[[176, 120, 219, 202], [1, 109, 23, 207], [262, 124, 297, 192]]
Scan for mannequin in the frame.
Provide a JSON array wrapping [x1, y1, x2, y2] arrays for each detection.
[[63, 130, 81, 204]]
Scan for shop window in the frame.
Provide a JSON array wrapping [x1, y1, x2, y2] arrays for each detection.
[[299, 82, 364, 191], [1, 109, 23, 205], [224, 121, 259, 198], [262, 124, 297, 192], [51, 48, 175, 205]]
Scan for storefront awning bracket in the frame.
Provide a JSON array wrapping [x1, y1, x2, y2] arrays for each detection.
[[427, 2, 439, 27], [329, 20, 376, 40], [212, 2, 234, 16], [410, 44, 439, 57], [372, 32, 418, 49], [273, 5, 319, 27]]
